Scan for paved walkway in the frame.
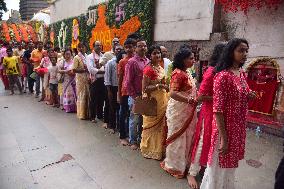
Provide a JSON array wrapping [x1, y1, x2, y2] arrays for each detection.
[[0, 87, 283, 189]]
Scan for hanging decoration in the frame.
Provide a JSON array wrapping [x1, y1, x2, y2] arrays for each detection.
[[2, 22, 11, 42], [18, 24, 29, 42], [10, 24, 21, 42], [71, 19, 80, 49], [215, 0, 284, 13], [50, 27, 55, 44], [26, 24, 38, 42], [0, 22, 42, 43], [57, 22, 68, 50]]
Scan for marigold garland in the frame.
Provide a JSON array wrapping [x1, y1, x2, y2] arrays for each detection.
[[89, 5, 141, 51], [112, 16, 141, 47], [18, 24, 29, 42], [216, 0, 284, 13], [10, 24, 21, 42], [89, 5, 114, 51], [2, 22, 11, 42], [26, 24, 38, 42]]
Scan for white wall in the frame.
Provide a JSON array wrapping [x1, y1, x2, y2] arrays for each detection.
[[50, 0, 107, 23], [223, 5, 284, 73], [154, 0, 215, 41]]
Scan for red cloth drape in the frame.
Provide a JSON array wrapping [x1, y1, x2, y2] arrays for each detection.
[[247, 78, 278, 114]]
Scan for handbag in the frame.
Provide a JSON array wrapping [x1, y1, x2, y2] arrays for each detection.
[[133, 93, 157, 116], [29, 71, 38, 80], [57, 60, 65, 83]]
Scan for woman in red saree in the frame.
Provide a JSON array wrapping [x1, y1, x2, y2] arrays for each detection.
[[187, 43, 225, 188], [161, 48, 197, 178]]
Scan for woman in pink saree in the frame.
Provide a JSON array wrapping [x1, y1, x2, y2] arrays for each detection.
[[161, 48, 197, 178]]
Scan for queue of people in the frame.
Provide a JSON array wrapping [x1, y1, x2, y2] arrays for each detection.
[[0, 36, 258, 189]]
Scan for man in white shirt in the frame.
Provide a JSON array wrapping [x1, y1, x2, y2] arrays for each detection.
[[87, 41, 105, 123], [160, 46, 172, 75], [99, 38, 120, 66]]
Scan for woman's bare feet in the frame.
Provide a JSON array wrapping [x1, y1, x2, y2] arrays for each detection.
[[130, 144, 138, 150], [187, 175, 199, 189], [91, 119, 97, 123], [120, 139, 129, 146], [108, 129, 115, 134], [9, 91, 14, 95], [101, 123, 107, 129]]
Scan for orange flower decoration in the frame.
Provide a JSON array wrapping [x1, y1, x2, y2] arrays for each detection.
[[89, 4, 141, 51], [10, 24, 21, 42], [89, 5, 114, 51], [112, 16, 141, 46], [18, 24, 29, 42], [26, 24, 38, 42], [2, 22, 11, 42]]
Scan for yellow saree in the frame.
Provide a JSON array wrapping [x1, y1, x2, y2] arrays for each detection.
[[72, 54, 89, 120], [140, 65, 169, 160]]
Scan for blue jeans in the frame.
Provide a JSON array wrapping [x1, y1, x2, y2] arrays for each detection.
[[119, 96, 129, 139], [128, 97, 142, 145]]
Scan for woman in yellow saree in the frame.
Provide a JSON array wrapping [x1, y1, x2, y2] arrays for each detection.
[[161, 48, 197, 178], [72, 43, 90, 120], [140, 45, 169, 160]]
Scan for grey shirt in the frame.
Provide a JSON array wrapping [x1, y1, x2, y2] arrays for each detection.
[[104, 57, 118, 87]]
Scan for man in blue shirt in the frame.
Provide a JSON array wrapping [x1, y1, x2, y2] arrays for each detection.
[[104, 45, 124, 134]]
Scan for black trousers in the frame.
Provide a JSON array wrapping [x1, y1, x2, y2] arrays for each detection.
[[89, 78, 108, 122], [107, 86, 119, 130], [27, 63, 34, 93]]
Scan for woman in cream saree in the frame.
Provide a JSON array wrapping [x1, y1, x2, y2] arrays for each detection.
[[161, 48, 197, 178], [72, 43, 89, 120]]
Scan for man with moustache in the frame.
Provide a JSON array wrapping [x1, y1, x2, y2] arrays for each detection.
[[124, 38, 149, 150]]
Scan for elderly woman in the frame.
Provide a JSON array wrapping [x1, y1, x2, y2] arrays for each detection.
[[58, 48, 76, 113]]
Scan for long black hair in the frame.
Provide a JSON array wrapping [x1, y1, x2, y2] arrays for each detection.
[[172, 48, 192, 71], [147, 45, 161, 60], [209, 43, 226, 67], [215, 38, 249, 72]]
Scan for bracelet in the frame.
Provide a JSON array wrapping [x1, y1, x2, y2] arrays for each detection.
[[156, 84, 160, 90], [187, 96, 193, 103]]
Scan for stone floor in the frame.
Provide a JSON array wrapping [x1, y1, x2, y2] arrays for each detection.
[[0, 87, 283, 189]]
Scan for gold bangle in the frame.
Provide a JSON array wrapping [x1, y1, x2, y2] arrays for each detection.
[[188, 96, 193, 103], [156, 84, 159, 90]]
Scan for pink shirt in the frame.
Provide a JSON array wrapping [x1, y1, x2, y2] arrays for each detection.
[[124, 54, 149, 98], [40, 57, 51, 68]]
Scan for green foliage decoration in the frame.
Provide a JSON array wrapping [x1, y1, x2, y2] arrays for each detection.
[[50, 0, 154, 52]]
